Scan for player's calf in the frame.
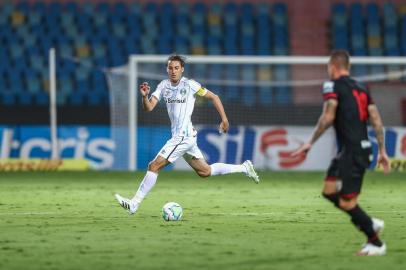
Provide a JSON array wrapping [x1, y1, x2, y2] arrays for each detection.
[[338, 196, 358, 211], [345, 204, 384, 248], [147, 156, 169, 173], [195, 168, 211, 178]]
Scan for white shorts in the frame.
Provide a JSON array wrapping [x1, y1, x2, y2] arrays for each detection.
[[157, 136, 205, 163]]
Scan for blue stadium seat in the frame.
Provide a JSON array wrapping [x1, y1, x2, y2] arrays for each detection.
[[343, 2, 404, 58], [240, 66, 257, 106], [69, 89, 88, 106], [96, 2, 110, 14], [113, 2, 127, 16], [205, 64, 223, 96], [32, 2, 46, 12], [25, 70, 41, 94], [59, 71, 74, 95], [35, 91, 49, 106], [224, 2, 237, 14], [332, 3, 346, 14], [273, 65, 291, 104], [193, 2, 206, 14], [17, 91, 33, 106], [1, 92, 17, 106], [94, 57, 108, 67], [87, 91, 107, 106], [128, 2, 141, 14], [16, 1, 29, 13], [259, 87, 273, 105], [1, 1, 295, 107], [275, 87, 291, 104], [273, 3, 287, 14], [223, 65, 239, 103], [241, 36, 255, 55], [144, 2, 158, 13], [224, 38, 238, 55]]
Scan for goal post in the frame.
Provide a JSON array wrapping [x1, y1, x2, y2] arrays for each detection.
[[107, 55, 406, 171], [49, 47, 59, 160]]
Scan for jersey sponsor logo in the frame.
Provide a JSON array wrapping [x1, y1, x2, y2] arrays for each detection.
[[165, 98, 186, 103], [323, 81, 334, 94]]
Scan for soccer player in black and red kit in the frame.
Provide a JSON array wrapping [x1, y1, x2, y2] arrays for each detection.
[[293, 50, 391, 256]]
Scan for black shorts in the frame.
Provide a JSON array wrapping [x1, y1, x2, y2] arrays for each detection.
[[325, 149, 372, 199]]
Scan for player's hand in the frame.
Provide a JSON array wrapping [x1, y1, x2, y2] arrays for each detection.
[[291, 142, 312, 157], [219, 119, 229, 134], [139, 82, 150, 97], [378, 150, 391, 174]]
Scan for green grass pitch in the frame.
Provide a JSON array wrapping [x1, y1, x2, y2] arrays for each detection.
[[0, 171, 405, 270]]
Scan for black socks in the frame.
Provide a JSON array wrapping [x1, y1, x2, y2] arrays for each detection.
[[322, 193, 383, 247], [322, 192, 340, 208], [346, 205, 383, 247]]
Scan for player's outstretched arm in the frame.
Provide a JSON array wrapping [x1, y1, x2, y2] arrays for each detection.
[[368, 104, 391, 173], [203, 90, 229, 133], [292, 99, 338, 157], [140, 82, 158, 112]]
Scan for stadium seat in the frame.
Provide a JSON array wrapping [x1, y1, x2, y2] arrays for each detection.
[[1, 92, 17, 106], [332, 1, 406, 81], [275, 87, 291, 104], [0, 1, 293, 107], [34, 91, 49, 106], [69, 90, 87, 106]]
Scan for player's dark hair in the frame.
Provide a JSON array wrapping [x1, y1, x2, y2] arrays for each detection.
[[167, 54, 186, 67], [330, 50, 350, 70]]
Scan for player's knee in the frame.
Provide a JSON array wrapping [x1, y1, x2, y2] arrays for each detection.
[[322, 192, 334, 200], [322, 192, 340, 208], [197, 168, 211, 178], [339, 198, 357, 211], [148, 161, 160, 173]]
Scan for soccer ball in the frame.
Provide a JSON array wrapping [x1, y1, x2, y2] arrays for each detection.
[[162, 202, 183, 221]]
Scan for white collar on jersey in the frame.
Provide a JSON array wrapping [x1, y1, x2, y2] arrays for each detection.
[[168, 77, 187, 88]]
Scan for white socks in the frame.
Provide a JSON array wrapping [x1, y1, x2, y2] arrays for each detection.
[[210, 163, 247, 176], [131, 171, 158, 204], [130, 164, 246, 204]]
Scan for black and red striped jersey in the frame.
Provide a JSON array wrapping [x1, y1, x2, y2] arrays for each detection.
[[322, 75, 374, 151]]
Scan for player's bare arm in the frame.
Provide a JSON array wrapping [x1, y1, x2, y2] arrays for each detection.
[[292, 99, 338, 156], [140, 82, 158, 112], [368, 104, 391, 173], [203, 90, 229, 133]]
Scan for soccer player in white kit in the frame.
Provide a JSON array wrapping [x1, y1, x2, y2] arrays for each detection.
[[115, 54, 259, 215]]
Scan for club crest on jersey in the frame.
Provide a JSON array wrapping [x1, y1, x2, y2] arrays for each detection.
[[180, 88, 187, 96]]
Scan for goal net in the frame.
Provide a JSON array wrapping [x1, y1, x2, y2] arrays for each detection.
[[106, 55, 406, 171]]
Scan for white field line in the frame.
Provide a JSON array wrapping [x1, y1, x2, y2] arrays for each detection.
[[0, 210, 405, 216], [0, 212, 58, 216], [209, 210, 406, 216]]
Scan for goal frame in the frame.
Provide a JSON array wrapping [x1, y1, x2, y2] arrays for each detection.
[[128, 55, 406, 171]]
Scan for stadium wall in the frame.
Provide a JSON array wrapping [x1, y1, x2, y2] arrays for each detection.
[[1, 125, 405, 172], [11, 0, 406, 5]]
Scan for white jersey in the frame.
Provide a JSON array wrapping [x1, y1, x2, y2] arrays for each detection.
[[151, 77, 207, 137]]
